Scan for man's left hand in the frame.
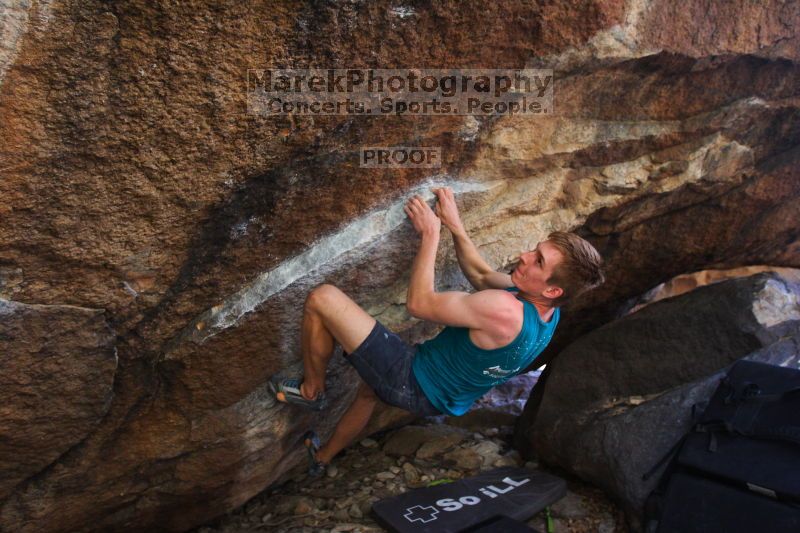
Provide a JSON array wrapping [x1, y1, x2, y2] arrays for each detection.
[[404, 195, 441, 236]]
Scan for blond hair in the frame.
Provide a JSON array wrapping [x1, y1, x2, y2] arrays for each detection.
[[546, 231, 605, 306]]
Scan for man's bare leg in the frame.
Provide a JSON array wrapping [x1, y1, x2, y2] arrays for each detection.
[[315, 381, 378, 464], [274, 284, 382, 465], [296, 289, 335, 401], [277, 283, 376, 401]]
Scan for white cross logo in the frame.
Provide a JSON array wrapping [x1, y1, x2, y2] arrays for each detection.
[[403, 504, 440, 523]]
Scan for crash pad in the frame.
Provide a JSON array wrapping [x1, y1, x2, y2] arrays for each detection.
[[372, 467, 565, 532]]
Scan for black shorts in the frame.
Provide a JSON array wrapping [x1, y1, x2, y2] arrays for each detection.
[[345, 321, 441, 417]]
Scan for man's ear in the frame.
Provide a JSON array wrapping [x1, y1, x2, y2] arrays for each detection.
[[544, 286, 563, 300]]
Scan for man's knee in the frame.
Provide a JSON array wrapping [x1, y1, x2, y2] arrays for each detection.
[[305, 284, 341, 311]]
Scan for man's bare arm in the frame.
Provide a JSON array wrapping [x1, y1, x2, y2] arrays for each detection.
[[404, 193, 518, 336], [434, 188, 513, 291], [450, 231, 513, 291], [407, 289, 519, 332]]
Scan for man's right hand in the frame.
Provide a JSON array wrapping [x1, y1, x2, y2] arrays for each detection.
[[434, 186, 514, 291], [433, 187, 466, 236]]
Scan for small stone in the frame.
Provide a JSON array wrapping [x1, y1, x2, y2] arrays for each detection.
[[470, 440, 503, 469], [333, 508, 351, 522], [359, 496, 378, 515], [372, 481, 384, 488], [472, 440, 501, 456], [348, 502, 363, 519], [444, 469, 463, 479], [293, 497, 314, 515], [493, 455, 518, 467], [335, 497, 351, 510], [331, 525, 365, 533], [360, 438, 378, 448], [386, 425, 469, 457], [402, 462, 420, 483], [389, 465, 401, 474], [326, 465, 339, 478], [261, 513, 272, 523], [550, 491, 589, 519], [416, 433, 467, 459], [484, 427, 499, 437], [376, 471, 395, 481], [524, 460, 539, 469], [505, 450, 522, 462], [274, 495, 305, 515], [443, 447, 482, 470], [382, 426, 433, 456]]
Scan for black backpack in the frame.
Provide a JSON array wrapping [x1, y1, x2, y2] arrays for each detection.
[[644, 359, 800, 533]]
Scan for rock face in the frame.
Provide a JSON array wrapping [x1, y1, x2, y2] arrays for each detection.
[[517, 272, 800, 526], [1, 1, 799, 532], [0, 300, 116, 501]]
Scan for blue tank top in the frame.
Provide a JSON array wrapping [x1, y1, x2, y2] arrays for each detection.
[[412, 288, 559, 416]]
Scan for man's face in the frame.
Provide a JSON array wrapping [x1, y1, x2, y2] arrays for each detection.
[[511, 240, 564, 299]]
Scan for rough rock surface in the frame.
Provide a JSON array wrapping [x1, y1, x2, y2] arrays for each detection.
[[0, 300, 117, 501], [1, 1, 799, 531], [517, 272, 800, 526]]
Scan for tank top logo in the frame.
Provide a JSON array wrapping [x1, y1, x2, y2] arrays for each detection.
[[482, 365, 521, 379]]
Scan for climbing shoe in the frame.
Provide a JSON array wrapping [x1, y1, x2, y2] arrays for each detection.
[[269, 376, 328, 411], [303, 430, 327, 478]]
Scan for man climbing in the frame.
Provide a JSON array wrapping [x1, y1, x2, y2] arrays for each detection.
[[270, 187, 605, 475]]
